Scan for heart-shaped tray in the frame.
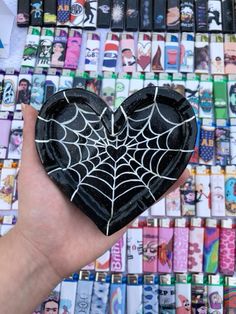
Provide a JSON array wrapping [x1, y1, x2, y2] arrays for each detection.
[[35, 86, 197, 235]]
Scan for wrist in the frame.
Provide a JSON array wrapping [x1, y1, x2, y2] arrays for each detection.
[[0, 227, 61, 313]]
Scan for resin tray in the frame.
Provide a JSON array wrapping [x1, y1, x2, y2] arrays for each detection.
[[35, 87, 197, 235]]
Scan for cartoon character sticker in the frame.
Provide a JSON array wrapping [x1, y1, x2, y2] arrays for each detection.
[[177, 294, 191, 313]]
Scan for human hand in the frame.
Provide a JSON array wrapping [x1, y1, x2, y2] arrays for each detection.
[[15, 105, 189, 281]]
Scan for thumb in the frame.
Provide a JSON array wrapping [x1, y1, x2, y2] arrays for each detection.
[[21, 105, 40, 166]]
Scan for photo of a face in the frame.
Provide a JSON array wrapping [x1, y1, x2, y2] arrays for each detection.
[[7, 120, 24, 160], [43, 300, 59, 314], [17, 78, 31, 105], [51, 42, 66, 67]]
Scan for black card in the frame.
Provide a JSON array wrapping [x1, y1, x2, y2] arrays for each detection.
[[167, 0, 180, 31], [139, 0, 153, 31], [111, 0, 125, 31], [44, 0, 57, 26], [222, 0, 235, 33], [180, 0, 195, 32], [195, 0, 208, 32], [30, 0, 44, 26], [125, 0, 139, 31], [17, 0, 30, 27], [97, 0, 111, 28]]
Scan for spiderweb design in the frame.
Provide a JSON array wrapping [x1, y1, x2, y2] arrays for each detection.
[[36, 88, 196, 235]]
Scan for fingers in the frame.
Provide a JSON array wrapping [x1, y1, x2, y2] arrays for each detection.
[[21, 105, 41, 167]]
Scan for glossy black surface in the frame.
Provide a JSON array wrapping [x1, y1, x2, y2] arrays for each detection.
[[35, 87, 197, 235]]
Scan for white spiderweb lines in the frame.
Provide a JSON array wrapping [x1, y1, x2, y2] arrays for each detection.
[[36, 89, 195, 235]]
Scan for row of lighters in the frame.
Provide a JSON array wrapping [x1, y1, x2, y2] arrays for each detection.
[[20, 26, 236, 75], [2, 161, 236, 217], [32, 273, 236, 313]]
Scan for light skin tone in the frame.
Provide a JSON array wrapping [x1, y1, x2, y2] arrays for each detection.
[[0, 105, 189, 314]]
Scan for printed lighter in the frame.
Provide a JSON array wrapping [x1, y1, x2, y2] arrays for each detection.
[[171, 73, 186, 96], [8, 120, 23, 162], [137, 33, 151, 72], [58, 73, 74, 91], [59, 278, 77, 314], [180, 165, 196, 216], [139, 0, 152, 31], [159, 275, 175, 314], [207, 275, 224, 314], [22, 26, 41, 68], [44, 74, 60, 102], [16, 73, 32, 109], [224, 34, 236, 74], [199, 75, 213, 119], [166, 187, 181, 217], [30, 0, 43, 26], [70, 0, 85, 27], [84, 32, 100, 72], [151, 33, 165, 73], [17, 0, 30, 27], [110, 274, 126, 314], [44, 0, 57, 26], [173, 218, 189, 273], [219, 219, 235, 275], [175, 274, 191, 313], [75, 271, 94, 314], [210, 34, 224, 74], [64, 28, 82, 70], [214, 75, 228, 120], [100, 72, 116, 109], [222, 0, 235, 33], [228, 76, 236, 118], [225, 166, 236, 216], [188, 218, 204, 273], [51, 28, 68, 68], [165, 33, 180, 73], [36, 27, 54, 68], [224, 277, 236, 312], [144, 72, 158, 88], [191, 274, 208, 313], [102, 33, 119, 72], [73, 71, 88, 89], [114, 73, 130, 108], [143, 218, 158, 273], [157, 219, 173, 273], [203, 219, 220, 274], [230, 126, 236, 165], [211, 166, 226, 216], [97, 0, 111, 28], [199, 125, 215, 165], [0, 73, 4, 104], [95, 250, 110, 272], [167, 0, 180, 31], [185, 73, 200, 118], [30, 73, 45, 111], [195, 0, 208, 32], [129, 73, 144, 96], [91, 273, 110, 314], [195, 166, 211, 216], [180, 0, 194, 32], [153, 0, 166, 31], [215, 126, 230, 166], [0, 166, 17, 210], [1, 74, 18, 112], [195, 33, 210, 74], [143, 274, 159, 314], [110, 0, 125, 31], [85, 72, 102, 95], [149, 197, 166, 216], [0, 119, 11, 159], [57, 0, 71, 26], [127, 227, 143, 274], [40, 283, 61, 313], [121, 33, 136, 73], [125, 0, 139, 31], [180, 33, 194, 73], [208, 0, 222, 32], [110, 233, 126, 273], [82, 261, 95, 271], [83, 0, 97, 29], [127, 275, 143, 314]]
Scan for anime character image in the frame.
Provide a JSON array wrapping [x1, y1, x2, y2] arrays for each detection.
[[176, 295, 191, 313], [30, 1, 43, 19], [143, 241, 157, 263], [158, 237, 173, 268], [2, 80, 15, 105], [8, 127, 23, 160], [209, 291, 222, 309], [102, 86, 115, 107]]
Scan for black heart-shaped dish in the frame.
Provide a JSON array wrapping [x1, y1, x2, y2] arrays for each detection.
[[35, 87, 197, 235]]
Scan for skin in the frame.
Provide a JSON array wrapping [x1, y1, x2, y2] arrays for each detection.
[[0, 105, 188, 313]]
